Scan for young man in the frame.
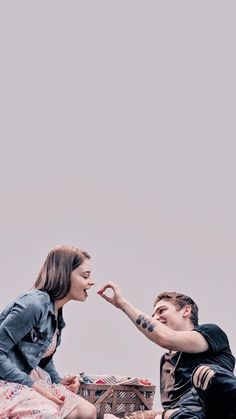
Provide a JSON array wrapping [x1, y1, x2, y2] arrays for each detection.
[[98, 282, 236, 419]]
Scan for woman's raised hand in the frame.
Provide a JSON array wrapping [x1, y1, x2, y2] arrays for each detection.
[[61, 375, 80, 393], [97, 281, 126, 310]]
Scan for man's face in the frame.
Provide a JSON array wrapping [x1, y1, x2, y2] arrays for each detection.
[[152, 299, 188, 331]]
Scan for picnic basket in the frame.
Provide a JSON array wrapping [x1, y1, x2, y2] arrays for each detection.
[[78, 374, 156, 418]]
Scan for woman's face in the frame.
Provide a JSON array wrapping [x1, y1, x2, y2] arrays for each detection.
[[69, 258, 95, 302]]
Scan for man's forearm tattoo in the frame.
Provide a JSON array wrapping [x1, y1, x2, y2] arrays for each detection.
[[135, 315, 156, 332]]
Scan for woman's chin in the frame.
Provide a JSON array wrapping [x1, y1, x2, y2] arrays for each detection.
[[72, 293, 87, 302], [81, 292, 88, 301]]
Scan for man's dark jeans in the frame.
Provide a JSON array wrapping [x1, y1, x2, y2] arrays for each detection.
[[163, 364, 236, 419], [193, 364, 236, 419]]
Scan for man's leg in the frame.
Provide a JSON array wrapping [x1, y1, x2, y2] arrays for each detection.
[[192, 364, 236, 418], [162, 407, 207, 418], [161, 387, 207, 419]]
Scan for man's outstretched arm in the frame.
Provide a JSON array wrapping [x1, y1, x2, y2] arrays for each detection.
[[98, 281, 209, 354]]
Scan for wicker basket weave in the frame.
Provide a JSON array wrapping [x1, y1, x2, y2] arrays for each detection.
[[79, 382, 156, 418]]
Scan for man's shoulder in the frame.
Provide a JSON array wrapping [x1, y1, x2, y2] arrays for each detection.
[[194, 323, 231, 353], [195, 323, 227, 336]]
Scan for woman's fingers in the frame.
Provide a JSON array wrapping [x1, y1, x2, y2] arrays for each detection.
[[50, 393, 64, 405], [32, 383, 64, 405], [41, 389, 64, 405], [63, 375, 78, 383], [61, 375, 80, 393], [67, 382, 80, 393]]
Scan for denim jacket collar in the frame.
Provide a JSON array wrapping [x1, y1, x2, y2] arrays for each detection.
[[57, 307, 66, 330], [42, 295, 66, 331]]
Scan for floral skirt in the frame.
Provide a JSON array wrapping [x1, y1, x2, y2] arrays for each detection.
[[0, 367, 84, 418]]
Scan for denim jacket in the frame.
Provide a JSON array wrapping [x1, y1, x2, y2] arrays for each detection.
[[0, 289, 65, 387]]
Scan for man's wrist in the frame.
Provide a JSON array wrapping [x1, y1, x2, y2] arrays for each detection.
[[119, 299, 129, 312]]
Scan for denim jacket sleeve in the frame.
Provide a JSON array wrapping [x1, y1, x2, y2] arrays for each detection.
[[43, 358, 61, 384], [0, 293, 45, 387]]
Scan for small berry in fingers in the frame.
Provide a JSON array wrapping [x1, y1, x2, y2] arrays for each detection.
[[60, 396, 65, 401], [97, 289, 104, 295]]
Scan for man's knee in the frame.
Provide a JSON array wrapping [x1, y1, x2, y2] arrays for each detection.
[[164, 408, 206, 419], [192, 365, 215, 391]]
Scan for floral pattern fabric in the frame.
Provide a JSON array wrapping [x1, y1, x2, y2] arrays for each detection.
[[0, 367, 83, 418]]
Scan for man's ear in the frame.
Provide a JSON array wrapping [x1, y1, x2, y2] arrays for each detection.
[[182, 304, 192, 318]]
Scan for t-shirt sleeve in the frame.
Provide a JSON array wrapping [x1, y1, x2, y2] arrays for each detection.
[[194, 323, 229, 354]]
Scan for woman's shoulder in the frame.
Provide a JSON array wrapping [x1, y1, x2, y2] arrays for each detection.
[[0, 289, 51, 324], [18, 289, 51, 306], [5, 289, 51, 314]]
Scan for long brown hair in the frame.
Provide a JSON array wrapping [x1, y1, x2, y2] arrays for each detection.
[[34, 245, 90, 300]]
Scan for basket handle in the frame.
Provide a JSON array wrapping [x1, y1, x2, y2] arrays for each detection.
[[130, 386, 153, 410], [94, 384, 116, 408]]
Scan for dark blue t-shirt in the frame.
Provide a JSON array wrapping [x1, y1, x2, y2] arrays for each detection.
[[160, 323, 235, 408]]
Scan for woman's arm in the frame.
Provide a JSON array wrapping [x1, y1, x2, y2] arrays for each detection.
[[43, 358, 61, 383], [0, 295, 43, 386]]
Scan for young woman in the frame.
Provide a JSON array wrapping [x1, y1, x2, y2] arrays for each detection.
[[0, 245, 96, 419]]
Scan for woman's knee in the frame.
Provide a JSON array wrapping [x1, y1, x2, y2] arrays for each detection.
[[66, 400, 97, 419]]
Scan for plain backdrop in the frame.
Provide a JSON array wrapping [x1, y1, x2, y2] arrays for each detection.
[[0, 1, 236, 410]]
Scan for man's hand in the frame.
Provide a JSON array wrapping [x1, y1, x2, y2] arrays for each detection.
[[97, 282, 126, 310], [60, 375, 80, 393], [32, 382, 64, 405]]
